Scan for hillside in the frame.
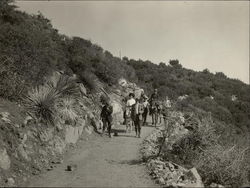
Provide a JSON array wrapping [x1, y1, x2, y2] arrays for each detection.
[[0, 0, 250, 187]]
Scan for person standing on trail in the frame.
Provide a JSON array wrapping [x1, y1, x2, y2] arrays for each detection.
[[149, 89, 159, 127], [134, 97, 144, 138], [142, 97, 149, 126], [100, 99, 113, 138], [157, 102, 163, 124], [125, 93, 136, 132]]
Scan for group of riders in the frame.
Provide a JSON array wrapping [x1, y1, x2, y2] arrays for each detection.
[[100, 89, 171, 138]]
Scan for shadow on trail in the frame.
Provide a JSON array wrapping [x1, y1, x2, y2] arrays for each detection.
[[115, 134, 137, 138], [106, 159, 144, 166], [118, 159, 145, 165], [111, 128, 127, 133]]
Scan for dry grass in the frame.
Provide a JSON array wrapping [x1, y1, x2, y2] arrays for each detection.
[[196, 144, 249, 187], [160, 110, 250, 187]]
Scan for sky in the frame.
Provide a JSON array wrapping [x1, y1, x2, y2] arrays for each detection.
[[16, 1, 249, 84]]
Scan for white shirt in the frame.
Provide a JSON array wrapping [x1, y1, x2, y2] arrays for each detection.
[[143, 100, 149, 108], [165, 99, 171, 108], [126, 98, 136, 107]]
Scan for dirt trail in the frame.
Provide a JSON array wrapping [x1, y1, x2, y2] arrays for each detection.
[[26, 124, 158, 187]]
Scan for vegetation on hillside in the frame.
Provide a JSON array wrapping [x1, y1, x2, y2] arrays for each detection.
[[0, 1, 250, 186]]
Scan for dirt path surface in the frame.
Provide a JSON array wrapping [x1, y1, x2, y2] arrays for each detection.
[[26, 124, 158, 187]]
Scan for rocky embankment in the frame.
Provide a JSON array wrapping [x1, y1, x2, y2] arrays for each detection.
[[140, 111, 204, 188], [0, 72, 127, 187]]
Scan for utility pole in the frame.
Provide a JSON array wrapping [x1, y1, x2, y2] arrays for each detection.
[[119, 50, 121, 60]]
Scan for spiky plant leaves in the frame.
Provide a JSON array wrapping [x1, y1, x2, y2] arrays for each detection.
[[26, 85, 59, 125], [47, 72, 80, 98], [56, 97, 78, 123]]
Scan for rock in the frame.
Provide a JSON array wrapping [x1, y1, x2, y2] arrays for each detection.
[[0, 148, 11, 170], [55, 122, 63, 131], [79, 83, 87, 96], [166, 162, 175, 172], [0, 111, 11, 123], [184, 168, 204, 187], [157, 177, 165, 185], [47, 165, 54, 171], [49, 136, 66, 155], [0, 112, 10, 118], [23, 115, 33, 126], [23, 177, 27, 182], [39, 128, 54, 142], [17, 144, 30, 161], [85, 126, 93, 135], [66, 164, 77, 171], [52, 159, 63, 164], [6, 177, 15, 186], [210, 183, 225, 188], [14, 124, 20, 128], [19, 133, 27, 144], [65, 125, 84, 144]]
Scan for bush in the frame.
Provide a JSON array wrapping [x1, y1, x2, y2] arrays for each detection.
[[47, 72, 79, 97], [168, 113, 249, 187], [196, 145, 249, 187], [56, 97, 78, 124], [0, 56, 27, 100], [78, 71, 98, 92], [26, 85, 58, 125], [26, 72, 79, 125]]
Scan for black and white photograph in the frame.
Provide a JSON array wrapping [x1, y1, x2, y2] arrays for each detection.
[[0, 0, 249, 187]]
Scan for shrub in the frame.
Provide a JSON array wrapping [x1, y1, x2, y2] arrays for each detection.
[[26, 72, 79, 125], [78, 71, 97, 92], [56, 97, 78, 123], [167, 113, 249, 187], [47, 72, 79, 97], [0, 56, 26, 100], [26, 85, 58, 125], [196, 145, 249, 187]]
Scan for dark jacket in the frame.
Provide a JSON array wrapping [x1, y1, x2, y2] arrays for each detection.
[[101, 104, 113, 122]]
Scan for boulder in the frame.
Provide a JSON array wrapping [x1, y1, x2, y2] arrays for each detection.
[[65, 125, 84, 144], [48, 136, 66, 155], [6, 177, 15, 186], [79, 83, 87, 96], [157, 177, 165, 185], [39, 128, 54, 142], [210, 183, 225, 188], [0, 148, 11, 170], [23, 115, 33, 126], [66, 164, 77, 171], [17, 144, 30, 161], [184, 168, 204, 187], [0, 112, 11, 123]]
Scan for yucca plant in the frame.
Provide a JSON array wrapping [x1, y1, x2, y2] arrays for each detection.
[[56, 97, 78, 123], [26, 72, 81, 125], [26, 85, 59, 125], [47, 72, 79, 97]]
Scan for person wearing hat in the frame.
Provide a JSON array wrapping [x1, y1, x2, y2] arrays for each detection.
[[100, 99, 113, 138], [125, 93, 136, 132]]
